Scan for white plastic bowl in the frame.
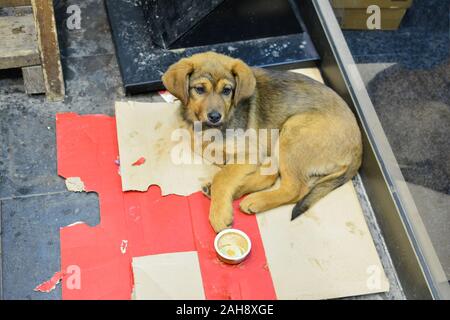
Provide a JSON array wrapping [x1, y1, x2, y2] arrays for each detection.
[[214, 228, 252, 264]]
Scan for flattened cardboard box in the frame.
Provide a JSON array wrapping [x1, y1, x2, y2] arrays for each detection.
[[56, 112, 274, 300], [331, 0, 413, 9], [331, 0, 413, 30], [115, 100, 220, 196], [114, 68, 390, 299], [132, 252, 205, 300], [333, 8, 408, 30]]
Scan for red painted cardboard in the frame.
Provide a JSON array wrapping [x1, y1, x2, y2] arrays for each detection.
[[56, 113, 275, 300]]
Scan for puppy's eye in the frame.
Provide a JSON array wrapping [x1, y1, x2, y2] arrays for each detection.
[[222, 87, 232, 96], [195, 86, 205, 95]]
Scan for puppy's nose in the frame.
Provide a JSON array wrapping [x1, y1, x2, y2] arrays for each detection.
[[207, 111, 222, 124]]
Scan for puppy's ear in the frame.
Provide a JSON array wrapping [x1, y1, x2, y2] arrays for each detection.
[[162, 58, 194, 105], [232, 59, 256, 106]]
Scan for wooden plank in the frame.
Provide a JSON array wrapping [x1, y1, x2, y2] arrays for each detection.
[[22, 65, 45, 94], [0, 0, 31, 8], [31, 0, 65, 101], [0, 14, 40, 69]]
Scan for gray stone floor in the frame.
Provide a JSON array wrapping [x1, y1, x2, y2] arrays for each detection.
[[1, 0, 446, 300], [343, 0, 450, 279]]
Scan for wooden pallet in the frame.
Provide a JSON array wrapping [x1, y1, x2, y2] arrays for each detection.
[[0, 0, 65, 101]]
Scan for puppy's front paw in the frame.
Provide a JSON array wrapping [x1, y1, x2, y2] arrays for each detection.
[[201, 182, 211, 199], [240, 193, 264, 214], [209, 204, 233, 233]]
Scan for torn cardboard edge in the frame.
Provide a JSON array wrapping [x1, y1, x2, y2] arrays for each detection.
[[115, 100, 220, 196], [158, 90, 178, 103], [65, 177, 85, 192], [115, 68, 324, 196], [56, 113, 274, 300], [34, 271, 66, 293]]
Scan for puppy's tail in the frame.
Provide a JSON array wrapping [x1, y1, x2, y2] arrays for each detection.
[[291, 168, 349, 220]]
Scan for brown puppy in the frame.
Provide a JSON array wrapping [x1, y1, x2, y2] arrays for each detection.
[[162, 52, 362, 233]]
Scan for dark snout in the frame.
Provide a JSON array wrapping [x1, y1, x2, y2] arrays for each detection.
[[206, 110, 223, 127]]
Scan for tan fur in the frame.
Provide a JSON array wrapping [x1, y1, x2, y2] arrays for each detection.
[[162, 52, 363, 233]]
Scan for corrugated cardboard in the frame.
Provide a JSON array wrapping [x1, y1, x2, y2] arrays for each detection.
[[115, 68, 322, 196], [331, 0, 413, 9], [112, 68, 389, 299], [115, 100, 220, 195], [256, 181, 390, 299], [56, 113, 275, 300], [132, 252, 205, 300], [331, 0, 413, 30]]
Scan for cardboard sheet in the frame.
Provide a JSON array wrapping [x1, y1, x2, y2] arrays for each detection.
[[110, 67, 388, 299], [55, 67, 389, 300], [256, 182, 389, 299], [56, 113, 275, 300], [115, 101, 220, 195], [290, 67, 324, 82], [132, 252, 205, 300], [115, 68, 322, 196]]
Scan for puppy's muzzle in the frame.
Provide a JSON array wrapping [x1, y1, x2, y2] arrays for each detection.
[[207, 111, 223, 127]]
